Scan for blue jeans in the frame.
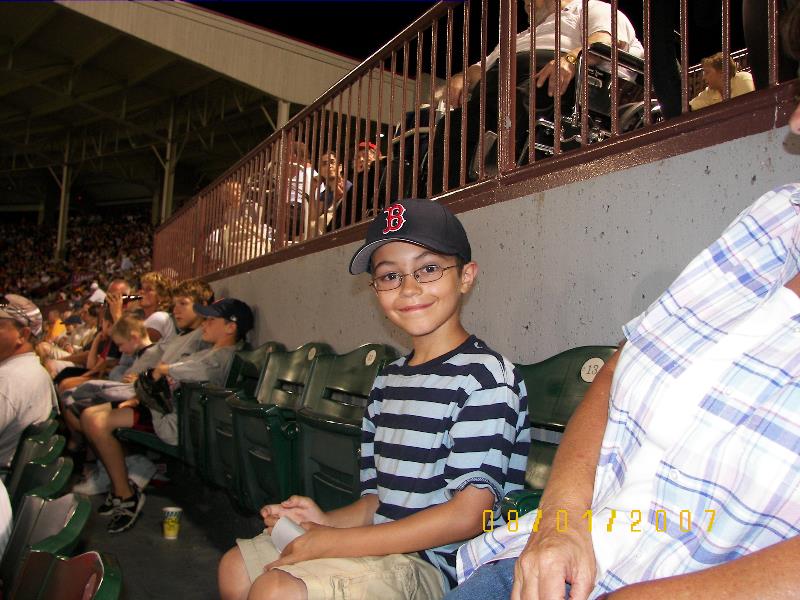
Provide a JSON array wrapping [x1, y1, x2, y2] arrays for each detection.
[[443, 559, 572, 600], [443, 559, 516, 600]]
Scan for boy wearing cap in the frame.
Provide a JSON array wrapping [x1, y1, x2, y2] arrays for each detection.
[[219, 199, 530, 600], [0, 294, 57, 468]]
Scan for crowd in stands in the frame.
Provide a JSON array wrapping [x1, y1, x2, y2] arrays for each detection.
[[0, 212, 154, 307]]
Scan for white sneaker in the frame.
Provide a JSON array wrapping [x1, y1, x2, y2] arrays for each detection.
[[73, 464, 111, 495], [126, 454, 158, 490], [72, 454, 157, 495]]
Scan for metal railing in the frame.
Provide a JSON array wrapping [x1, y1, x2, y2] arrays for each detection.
[[154, 0, 788, 280]]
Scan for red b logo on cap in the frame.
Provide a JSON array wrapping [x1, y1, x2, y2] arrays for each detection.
[[383, 203, 406, 234]]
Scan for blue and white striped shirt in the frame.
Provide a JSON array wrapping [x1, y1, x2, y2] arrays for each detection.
[[361, 335, 530, 589], [455, 184, 800, 597]]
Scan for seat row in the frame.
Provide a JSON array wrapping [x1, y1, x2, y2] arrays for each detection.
[[116, 340, 617, 520], [1, 419, 121, 600]]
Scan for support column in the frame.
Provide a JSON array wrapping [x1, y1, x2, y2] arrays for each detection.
[[159, 104, 176, 223], [277, 100, 290, 128], [55, 135, 71, 260]]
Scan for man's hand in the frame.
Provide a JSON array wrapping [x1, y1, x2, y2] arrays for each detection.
[[511, 510, 597, 600], [118, 398, 140, 409], [260, 495, 329, 533], [438, 71, 467, 109], [265, 523, 337, 570], [105, 292, 124, 322], [534, 56, 577, 98], [122, 373, 138, 384]]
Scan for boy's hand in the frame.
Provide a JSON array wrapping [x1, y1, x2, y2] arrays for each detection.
[[265, 523, 337, 570], [260, 495, 328, 532], [122, 373, 138, 384]]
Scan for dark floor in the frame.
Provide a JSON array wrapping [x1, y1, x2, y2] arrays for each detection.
[[75, 457, 264, 600]]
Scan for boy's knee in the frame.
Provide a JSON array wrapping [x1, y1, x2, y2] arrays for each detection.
[[248, 570, 306, 600], [80, 409, 106, 436], [219, 547, 251, 600]]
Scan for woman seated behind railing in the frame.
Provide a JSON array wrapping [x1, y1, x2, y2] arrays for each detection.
[[689, 51, 755, 111]]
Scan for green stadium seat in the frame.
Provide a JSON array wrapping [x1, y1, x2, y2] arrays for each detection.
[[501, 345, 617, 518], [1, 493, 91, 595], [10, 457, 73, 512], [5, 435, 65, 505], [9, 550, 122, 600], [200, 342, 285, 488], [296, 344, 399, 511], [228, 343, 332, 513]]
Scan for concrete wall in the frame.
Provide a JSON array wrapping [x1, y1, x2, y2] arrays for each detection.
[[213, 125, 799, 364]]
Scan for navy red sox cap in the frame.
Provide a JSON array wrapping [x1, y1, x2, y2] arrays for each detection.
[[349, 198, 472, 274]]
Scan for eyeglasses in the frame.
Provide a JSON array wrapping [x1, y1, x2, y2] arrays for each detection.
[[370, 264, 459, 292]]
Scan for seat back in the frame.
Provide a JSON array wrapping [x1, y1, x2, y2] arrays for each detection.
[[254, 343, 333, 409], [1, 493, 91, 594], [202, 341, 286, 488], [6, 435, 65, 503], [10, 550, 122, 600], [225, 341, 285, 397], [11, 457, 73, 511], [19, 420, 58, 441], [297, 344, 398, 510], [517, 345, 617, 490]]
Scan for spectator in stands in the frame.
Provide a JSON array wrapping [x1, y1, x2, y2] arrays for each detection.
[[218, 199, 530, 600], [0, 294, 56, 468], [136, 271, 175, 343], [689, 52, 756, 111], [44, 309, 65, 343], [311, 151, 353, 234], [79, 287, 252, 534], [354, 141, 381, 175], [431, 0, 643, 192], [443, 9, 800, 600]]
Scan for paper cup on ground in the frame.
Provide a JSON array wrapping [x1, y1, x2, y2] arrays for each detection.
[[162, 506, 183, 540]]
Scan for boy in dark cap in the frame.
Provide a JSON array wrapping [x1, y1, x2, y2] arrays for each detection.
[[219, 199, 530, 600]]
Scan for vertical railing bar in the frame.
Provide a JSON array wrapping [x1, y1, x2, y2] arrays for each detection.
[[373, 63, 384, 214], [680, 0, 689, 114], [351, 81, 363, 225], [610, 0, 619, 136], [722, 0, 731, 100], [342, 86, 353, 229], [442, 7, 453, 192], [308, 112, 320, 240], [529, 1, 537, 164], [411, 32, 423, 198], [386, 51, 397, 204], [460, 0, 470, 186], [768, 0, 778, 85], [399, 41, 409, 197], [324, 101, 335, 232], [553, 0, 562, 154], [264, 143, 274, 254], [363, 68, 374, 215], [580, 0, 590, 143], [642, 0, 652, 126], [498, 0, 515, 172], [427, 19, 438, 199], [275, 130, 288, 250], [478, 0, 487, 177]]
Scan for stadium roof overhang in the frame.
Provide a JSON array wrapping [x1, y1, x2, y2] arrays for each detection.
[[0, 1, 357, 218]]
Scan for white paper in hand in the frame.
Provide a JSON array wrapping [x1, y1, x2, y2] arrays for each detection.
[[272, 516, 306, 553]]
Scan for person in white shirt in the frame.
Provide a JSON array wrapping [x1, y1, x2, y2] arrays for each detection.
[[0, 294, 56, 468]]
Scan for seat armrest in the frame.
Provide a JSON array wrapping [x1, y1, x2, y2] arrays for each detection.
[[501, 489, 544, 519]]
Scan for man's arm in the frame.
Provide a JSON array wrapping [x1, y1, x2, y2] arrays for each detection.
[[511, 346, 623, 600], [268, 485, 495, 568], [604, 537, 800, 600], [534, 31, 613, 98]]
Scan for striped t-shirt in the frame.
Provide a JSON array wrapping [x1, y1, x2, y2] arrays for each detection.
[[360, 335, 531, 589]]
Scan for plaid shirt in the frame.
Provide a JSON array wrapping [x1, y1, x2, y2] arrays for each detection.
[[456, 184, 800, 597]]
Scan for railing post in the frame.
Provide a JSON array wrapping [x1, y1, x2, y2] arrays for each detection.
[[498, 0, 516, 174]]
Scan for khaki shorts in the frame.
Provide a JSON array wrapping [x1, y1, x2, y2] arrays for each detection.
[[236, 531, 445, 600]]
